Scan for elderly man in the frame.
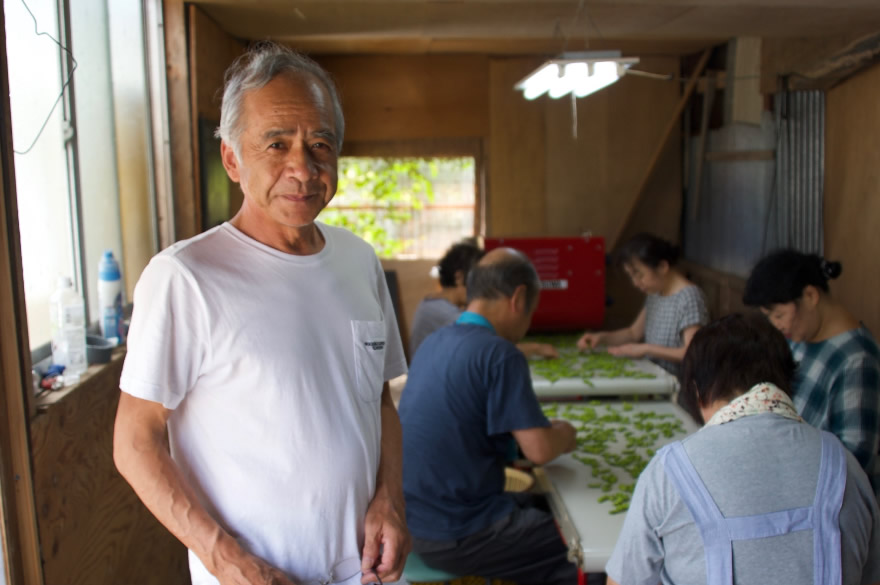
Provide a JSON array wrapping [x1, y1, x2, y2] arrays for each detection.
[[113, 43, 408, 585], [399, 248, 580, 585]]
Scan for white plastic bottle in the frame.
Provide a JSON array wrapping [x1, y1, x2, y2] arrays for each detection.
[[97, 250, 125, 344], [49, 276, 88, 381]]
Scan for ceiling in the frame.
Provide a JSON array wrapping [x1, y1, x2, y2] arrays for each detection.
[[191, 0, 880, 56]]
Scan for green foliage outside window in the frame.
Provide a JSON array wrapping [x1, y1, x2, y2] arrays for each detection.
[[323, 158, 437, 257], [324, 157, 474, 258]]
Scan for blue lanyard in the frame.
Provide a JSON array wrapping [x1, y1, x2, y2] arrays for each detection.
[[455, 311, 495, 333]]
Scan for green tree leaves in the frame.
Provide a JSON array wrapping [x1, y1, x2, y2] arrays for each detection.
[[324, 157, 473, 257]]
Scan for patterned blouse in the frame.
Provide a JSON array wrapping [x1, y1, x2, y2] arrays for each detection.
[[643, 284, 709, 375]]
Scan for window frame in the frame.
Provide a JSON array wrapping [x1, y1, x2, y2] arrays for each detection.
[[7, 0, 160, 366], [0, 5, 45, 581]]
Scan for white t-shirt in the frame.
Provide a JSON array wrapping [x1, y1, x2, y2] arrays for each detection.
[[120, 222, 407, 585]]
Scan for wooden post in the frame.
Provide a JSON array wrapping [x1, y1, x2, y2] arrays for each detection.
[[163, 0, 199, 242], [610, 48, 712, 250]]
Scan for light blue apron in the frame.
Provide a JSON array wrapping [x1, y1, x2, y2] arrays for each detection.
[[661, 431, 846, 585]]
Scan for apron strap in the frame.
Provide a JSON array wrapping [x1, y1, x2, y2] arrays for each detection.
[[812, 432, 846, 585], [661, 433, 846, 585], [662, 442, 733, 585]]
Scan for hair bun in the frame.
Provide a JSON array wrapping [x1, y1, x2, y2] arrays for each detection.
[[820, 259, 842, 279]]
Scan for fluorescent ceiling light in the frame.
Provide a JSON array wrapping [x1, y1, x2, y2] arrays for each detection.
[[515, 51, 640, 100]]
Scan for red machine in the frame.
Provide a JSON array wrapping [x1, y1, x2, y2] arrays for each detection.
[[483, 236, 605, 332]]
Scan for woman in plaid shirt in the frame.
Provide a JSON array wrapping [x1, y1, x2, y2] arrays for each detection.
[[744, 249, 880, 499]]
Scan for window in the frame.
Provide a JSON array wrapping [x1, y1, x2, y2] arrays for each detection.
[[324, 156, 476, 259], [4, 0, 155, 353]]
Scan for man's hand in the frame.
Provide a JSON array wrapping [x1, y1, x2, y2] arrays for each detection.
[[362, 383, 410, 583], [361, 490, 410, 584], [607, 343, 646, 359], [212, 539, 297, 585], [551, 420, 578, 453]]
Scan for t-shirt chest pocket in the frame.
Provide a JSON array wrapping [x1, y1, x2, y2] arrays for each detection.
[[351, 320, 386, 402]]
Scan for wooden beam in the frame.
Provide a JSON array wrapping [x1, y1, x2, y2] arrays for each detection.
[[0, 7, 44, 584], [789, 31, 880, 90], [610, 47, 712, 250], [164, 0, 199, 241], [763, 31, 880, 93], [727, 37, 763, 126], [188, 4, 202, 235]]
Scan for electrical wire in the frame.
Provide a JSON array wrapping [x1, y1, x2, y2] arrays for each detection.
[[625, 70, 769, 84], [13, 0, 78, 156]]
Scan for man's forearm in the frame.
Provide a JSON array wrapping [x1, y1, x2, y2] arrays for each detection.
[[375, 385, 404, 502], [113, 396, 244, 579], [361, 384, 410, 581]]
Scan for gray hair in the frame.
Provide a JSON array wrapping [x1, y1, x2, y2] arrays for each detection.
[[215, 41, 345, 157], [466, 250, 541, 310]]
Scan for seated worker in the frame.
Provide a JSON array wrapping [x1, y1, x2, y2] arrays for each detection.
[[743, 250, 880, 498], [577, 233, 709, 377], [399, 247, 579, 585], [606, 313, 880, 585], [410, 239, 557, 360], [409, 238, 484, 356]]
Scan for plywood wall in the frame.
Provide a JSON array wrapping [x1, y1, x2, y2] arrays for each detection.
[[486, 57, 547, 236], [317, 54, 490, 143], [190, 7, 246, 121], [825, 61, 880, 335], [30, 359, 189, 585], [542, 57, 682, 243]]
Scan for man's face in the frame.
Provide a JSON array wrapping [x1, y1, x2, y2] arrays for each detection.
[[222, 72, 338, 231]]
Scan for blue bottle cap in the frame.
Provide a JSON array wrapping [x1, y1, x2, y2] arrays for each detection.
[[98, 250, 121, 280]]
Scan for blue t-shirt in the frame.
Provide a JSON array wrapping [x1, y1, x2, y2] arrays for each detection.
[[400, 322, 550, 541]]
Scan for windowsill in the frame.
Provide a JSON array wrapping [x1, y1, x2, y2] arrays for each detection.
[[33, 347, 127, 414]]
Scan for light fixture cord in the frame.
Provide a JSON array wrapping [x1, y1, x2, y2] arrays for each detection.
[[560, 0, 587, 54], [571, 92, 578, 140]]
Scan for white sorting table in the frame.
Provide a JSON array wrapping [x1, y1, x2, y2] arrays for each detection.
[[534, 400, 700, 573], [531, 357, 679, 398]]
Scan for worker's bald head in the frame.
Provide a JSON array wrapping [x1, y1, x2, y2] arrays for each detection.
[[467, 247, 540, 310]]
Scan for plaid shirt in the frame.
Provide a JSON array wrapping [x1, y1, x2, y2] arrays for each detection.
[[791, 326, 880, 496]]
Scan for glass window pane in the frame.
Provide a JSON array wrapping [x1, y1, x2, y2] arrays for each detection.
[[326, 157, 476, 259], [4, 0, 76, 349], [70, 0, 124, 320]]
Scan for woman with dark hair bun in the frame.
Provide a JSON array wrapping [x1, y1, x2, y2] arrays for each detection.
[[605, 313, 880, 585], [743, 249, 880, 497], [577, 233, 709, 377]]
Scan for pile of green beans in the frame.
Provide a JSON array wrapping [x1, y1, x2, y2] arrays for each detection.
[[525, 335, 656, 384], [543, 400, 686, 515]]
